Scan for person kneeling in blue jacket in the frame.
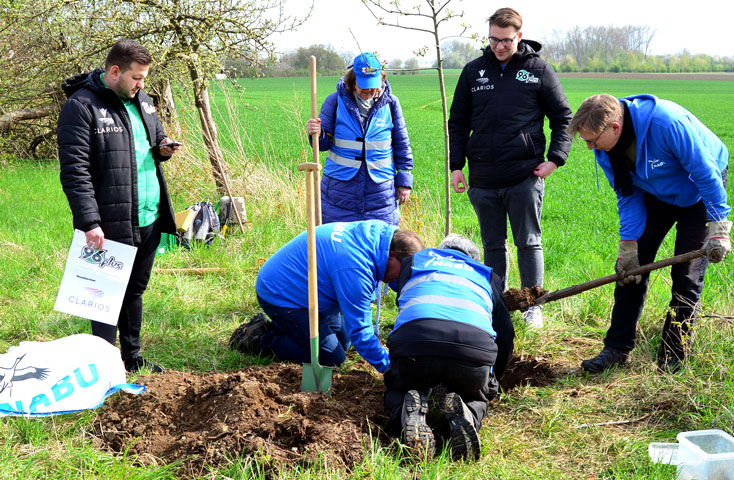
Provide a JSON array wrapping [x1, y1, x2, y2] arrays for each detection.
[[384, 234, 515, 460], [229, 220, 423, 373]]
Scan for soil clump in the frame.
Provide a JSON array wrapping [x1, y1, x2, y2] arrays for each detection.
[[504, 286, 548, 311]]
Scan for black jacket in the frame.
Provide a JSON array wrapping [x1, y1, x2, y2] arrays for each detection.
[[448, 40, 573, 188], [58, 68, 176, 245]]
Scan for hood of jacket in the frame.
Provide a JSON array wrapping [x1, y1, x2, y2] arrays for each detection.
[[61, 67, 108, 99]]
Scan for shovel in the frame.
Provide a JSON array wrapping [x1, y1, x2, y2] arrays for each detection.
[[297, 161, 332, 393], [508, 249, 706, 310]]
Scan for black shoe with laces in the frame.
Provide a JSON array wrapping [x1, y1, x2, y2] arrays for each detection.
[[228, 313, 272, 354], [401, 390, 435, 460], [125, 356, 165, 374], [440, 392, 481, 460], [581, 347, 629, 373]]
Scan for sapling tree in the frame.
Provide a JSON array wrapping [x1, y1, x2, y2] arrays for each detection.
[[362, 0, 474, 236]]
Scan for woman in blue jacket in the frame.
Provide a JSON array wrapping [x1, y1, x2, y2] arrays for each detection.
[[306, 52, 414, 226], [568, 94, 730, 374]]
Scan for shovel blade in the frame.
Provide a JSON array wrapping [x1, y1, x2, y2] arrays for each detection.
[[301, 362, 333, 394]]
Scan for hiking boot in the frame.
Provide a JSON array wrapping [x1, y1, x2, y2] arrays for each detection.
[[125, 356, 165, 374], [441, 392, 481, 461], [580, 347, 629, 373], [401, 390, 435, 460], [522, 306, 544, 328], [228, 313, 271, 354]]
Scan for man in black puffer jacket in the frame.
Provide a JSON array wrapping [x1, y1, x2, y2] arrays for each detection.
[[58, 39, 179, 373], [448, 8, 572, 329]]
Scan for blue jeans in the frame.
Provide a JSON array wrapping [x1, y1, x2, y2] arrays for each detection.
[[468, 175, 545, 290], [257, 295, 352, 366]]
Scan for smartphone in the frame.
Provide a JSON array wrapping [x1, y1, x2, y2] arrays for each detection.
[[159, 141, 182, 148]]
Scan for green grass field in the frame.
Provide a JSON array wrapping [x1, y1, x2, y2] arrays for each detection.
[[1, 72, 733, 479]]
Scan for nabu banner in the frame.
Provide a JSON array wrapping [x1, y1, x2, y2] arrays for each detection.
[[54, 229, 137, 325], [0, 334, 144, 416]]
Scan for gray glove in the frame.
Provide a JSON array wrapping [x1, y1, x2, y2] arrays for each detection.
[[705, 220, 732, 263], [615, 241, 641, 286]]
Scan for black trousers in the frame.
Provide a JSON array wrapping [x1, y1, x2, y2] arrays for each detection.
[[604, 194, 710, 354], [91, 221, 160, 361], [384, 314, 515, 432]]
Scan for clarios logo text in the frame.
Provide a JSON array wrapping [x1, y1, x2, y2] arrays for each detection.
[[79, 246, 124, 270], [95, 107, 122, 134], [515, 70, 539, 84]]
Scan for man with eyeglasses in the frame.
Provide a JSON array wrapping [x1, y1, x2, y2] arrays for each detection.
[[448, 7, 572, 329], [568, 94, 730, 374]]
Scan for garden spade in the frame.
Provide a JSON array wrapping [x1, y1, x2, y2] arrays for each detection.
[[297, 161, 332, 394]]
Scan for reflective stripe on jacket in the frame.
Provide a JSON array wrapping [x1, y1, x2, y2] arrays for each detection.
[[392, 248, 497, 338], [325, 95, 395, 184]]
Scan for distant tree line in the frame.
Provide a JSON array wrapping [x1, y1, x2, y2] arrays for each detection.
[[225, 44, 424, 78], [543, 25, 733, 73], [434, 26, 734, 73]]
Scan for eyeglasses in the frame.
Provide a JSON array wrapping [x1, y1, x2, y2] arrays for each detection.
[[488, 33, 518, 48], [581, 122, 611, 148]]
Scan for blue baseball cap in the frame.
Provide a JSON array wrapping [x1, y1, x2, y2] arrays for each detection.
[[353, 52, 382, 89]]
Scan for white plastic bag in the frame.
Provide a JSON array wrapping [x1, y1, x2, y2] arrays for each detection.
[[0, 334, 144, 416]]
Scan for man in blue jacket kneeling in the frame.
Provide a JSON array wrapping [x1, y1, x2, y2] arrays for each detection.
[[229, 220, 423, 374], [384, 234, 515, 460]]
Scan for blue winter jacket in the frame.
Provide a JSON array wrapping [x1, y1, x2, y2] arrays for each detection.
[[255, 220, 395, 372], [595, 94, 730, 240], [315, 78, 413, 224], [388, 248, 501, 365]]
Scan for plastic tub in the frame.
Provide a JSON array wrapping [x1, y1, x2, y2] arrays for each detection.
[[676, 429, 734, 480], [649, 442, 679, 465]]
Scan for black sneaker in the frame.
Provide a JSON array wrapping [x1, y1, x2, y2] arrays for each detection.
[[228, 313, 271, 353], [440, 392, 481, 461], [125, 356, 165, 374], [581, 347, 629, 373], [401, 390, 435, 460]]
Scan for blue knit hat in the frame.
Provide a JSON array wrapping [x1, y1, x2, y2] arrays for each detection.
[[353, 52, 382, 89]]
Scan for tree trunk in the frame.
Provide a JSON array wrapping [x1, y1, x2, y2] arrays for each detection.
[[0, 104, 56, 131], [188, 64, 227, 193], [432, 22, 451, 237], [158, 79, 181, 137]]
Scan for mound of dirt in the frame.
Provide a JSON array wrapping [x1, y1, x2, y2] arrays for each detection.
[[94, 363, 390, 477], [93, 356, 557, 476]]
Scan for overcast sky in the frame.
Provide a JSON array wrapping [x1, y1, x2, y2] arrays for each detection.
[[273, 0, 734, 64]]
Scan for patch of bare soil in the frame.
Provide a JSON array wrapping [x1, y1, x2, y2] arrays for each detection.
[[500, 356, 556, 391], [504, 286, 548, 311], [94, 363, 390, 477], [93, 356, 558, 476]]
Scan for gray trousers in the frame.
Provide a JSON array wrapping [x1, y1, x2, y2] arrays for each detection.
[[468, 175, 544, 290]]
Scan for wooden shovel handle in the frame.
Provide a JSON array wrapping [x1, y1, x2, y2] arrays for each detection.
[[533, 249, 706, 307], [309, 56, 322, 226], [304, 168, 319, 348]]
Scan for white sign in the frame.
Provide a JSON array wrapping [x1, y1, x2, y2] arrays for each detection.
[[0, 334, 145, 416], [54, 230, 137, 325]]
